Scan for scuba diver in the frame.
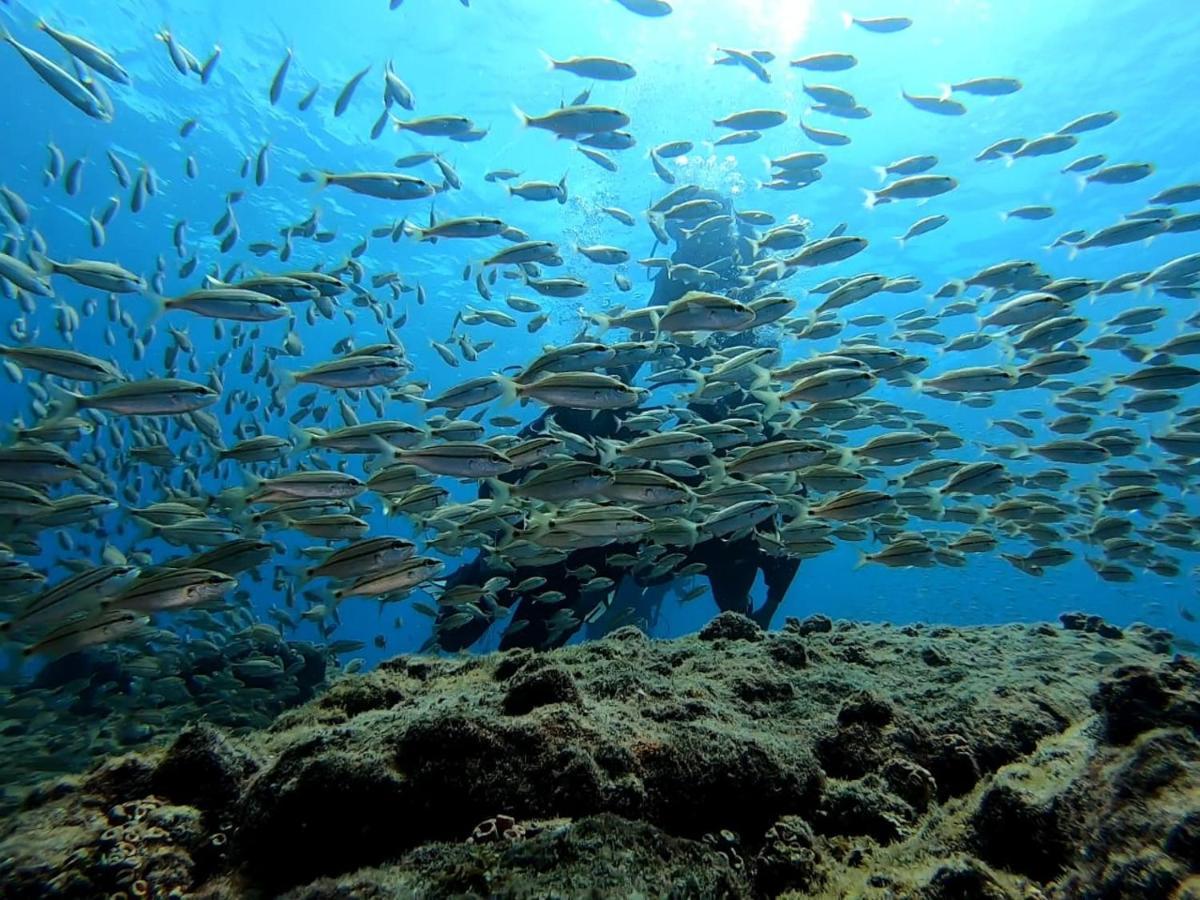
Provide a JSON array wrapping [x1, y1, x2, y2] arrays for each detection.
[[433, 188, 803, 651]]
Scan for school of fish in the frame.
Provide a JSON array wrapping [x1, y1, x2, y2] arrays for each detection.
[[2, 2, 1200, 780]]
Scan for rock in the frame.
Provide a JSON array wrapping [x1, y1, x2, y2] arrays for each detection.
[[639, 726, 824, 838], [921, 645, 951, 666], [818, 777, 912, 844], [794, 613, 833, 635], [922, 858, 1015, 899], [606, 624, 649, 643], [1167, 809, 1200, 868], [817, 721, 888, 779], [1092, 661, 1200, 745], [502, 663, 582, 715], [1061, 612, 1089, 630], [152, 722, 259, 815], [698, 611, 762, 642], [754, 815, 823, 895], [1091, 851, 1184, 898], [924, 732, 982, 798], [1096, 622, 1124, 640], [82, 753, 155, 804], [315, 670, 406, 716], [2, 617, 1194, 898], [972, 782, 1070, 882], [730, 671, 794, 704], [494, 647, 533, 681], [238, 748, 408, 890], [882, 757, 937, 812], [279, 814, 751, 899], [837, 691, 894, 728], [1111, 729, 1199, 798], [766, 632, 808, 668]]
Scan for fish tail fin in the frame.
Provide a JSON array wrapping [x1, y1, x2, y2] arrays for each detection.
[[861, 188, 878, 210], [927, 488, 945, 519], [840, 11, 854, 28], [26, 249, 55, 276], [537, 49, 558, 71], [46, 383, 84, 419], [276, 368, 298, 398], [853, 550, 870, 571], [594, 437, 620, 466], [144, 292, 169, 326], [748, 364, 772, 391], [871, 165, 887, 183], [511, 103, 531, 128], [558, 171, 569, 204], [131, 515, 162, 541], [289, 423, 318, 453], [484, 477, 511, 509], [226, 472, 263, 520], [1, 416, 20, 444], [705, 454, 728, 486], [1003, 154, 1015, 169], [751, 388, 780, 420], [776, 496, 805, 521], [497, 374, 520, 407], [1075, 175, 1088, 193], [1126, 343, 1151, 363], [587, 310, 611, 335], [938, 82, 952, 100], [894, 236, 906, 248], [366, 434, 403, 469]]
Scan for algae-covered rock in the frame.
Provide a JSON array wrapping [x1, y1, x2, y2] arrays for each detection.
[[1093, 657, 1200, 744], [922, 858, 1015, 900], [698, 610, 763, 642], [753, 815, 824, 895], [0, 617, 1196, 898], [501, 662, 582, 714], [278, 813, 750, 899], [152, 722, 259, 815], [972, 781, 1072, 881]]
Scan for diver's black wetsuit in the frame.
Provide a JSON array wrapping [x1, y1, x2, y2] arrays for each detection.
[[432, 190, 802, 651]]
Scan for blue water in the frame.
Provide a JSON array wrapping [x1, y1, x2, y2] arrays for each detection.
[[2, 0, 1199, 678]]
